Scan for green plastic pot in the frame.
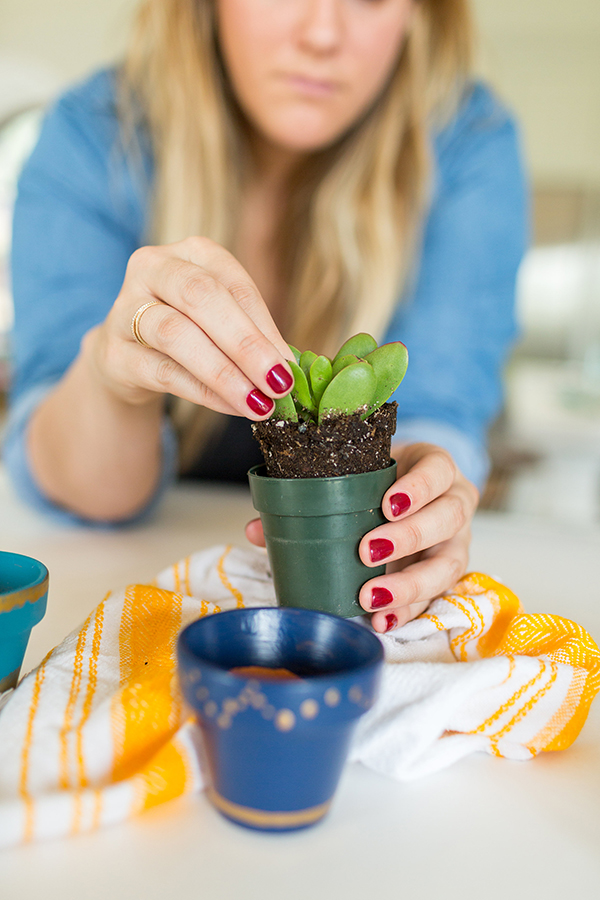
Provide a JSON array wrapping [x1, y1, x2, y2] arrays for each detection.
[[248, 461, 397, 618]]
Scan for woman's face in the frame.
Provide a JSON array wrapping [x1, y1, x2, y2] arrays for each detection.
[[216, 0, 415, 154]]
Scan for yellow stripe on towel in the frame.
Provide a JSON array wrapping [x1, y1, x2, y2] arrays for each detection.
[[184, 556, 191, 597], [494, 612, 600, 751], [217, 545, 245, 608], [530, 668, 591, 752], [59, 613, 91, 790], [75, 597, 107, 789], [18, 649, 53, 842], [134, 737, 192, 812], [111, 584, 184, 783], [451, 573, 523, 659]]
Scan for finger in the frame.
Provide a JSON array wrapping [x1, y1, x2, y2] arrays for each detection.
[[245, 518, 265, 547], [177, 237, 292, 360], [369, 599, 431, 636], [130, 245, 294, 399], [129, 301, 278, 419], [114, 338, 241, 415], [359, 488, 471, 567], [360, 530, 470, 632], [382, 445, 457, 521]]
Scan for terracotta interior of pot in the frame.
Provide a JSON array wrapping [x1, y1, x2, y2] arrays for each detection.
[[180, 608, 381, 679]]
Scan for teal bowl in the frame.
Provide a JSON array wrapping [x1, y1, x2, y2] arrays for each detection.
[[0, 552, 49, 693]]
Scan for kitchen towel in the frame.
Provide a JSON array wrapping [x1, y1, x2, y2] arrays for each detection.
[[0, 544, 598, 848]]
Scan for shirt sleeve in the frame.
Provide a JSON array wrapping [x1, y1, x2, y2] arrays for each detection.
[[384, 83, 530, 490], [3, 70, 175, 526]]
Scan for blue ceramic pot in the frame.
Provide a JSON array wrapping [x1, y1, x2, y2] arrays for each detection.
[[0, 552, 49, 693], [178, 607, 383, 832]]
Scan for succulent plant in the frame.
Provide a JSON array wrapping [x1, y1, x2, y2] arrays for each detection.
[[272, 332, 408, 424]]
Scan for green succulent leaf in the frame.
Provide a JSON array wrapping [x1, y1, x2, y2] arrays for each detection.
[[331, 353, 361, 378], [318, 361, 376, 423], [362, 342, 409, 419], [289, 360, 316, 415], [309, 355, 333, 409], [288, 344, 301, 364], [265, 332, 407, 425], [271, 392, 298, 422], [333, 333, 378, 365], [299, 350, 318, 379]]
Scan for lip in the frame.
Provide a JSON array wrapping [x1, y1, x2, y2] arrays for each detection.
[[280, 73, 341, 97]]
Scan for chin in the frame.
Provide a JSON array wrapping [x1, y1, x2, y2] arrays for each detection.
[[261, 112, 353, 154], [268, 129, 348, 155], [279, 135, 340, 153]]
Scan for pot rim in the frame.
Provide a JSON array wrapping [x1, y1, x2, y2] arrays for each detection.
[[248, 459, 396, 485], [177, 606, 384, 694], [0, 552, 49, 614], [248, 460, 397, 517]]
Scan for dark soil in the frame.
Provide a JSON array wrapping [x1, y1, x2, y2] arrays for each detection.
[[251, 402, 397, 478]]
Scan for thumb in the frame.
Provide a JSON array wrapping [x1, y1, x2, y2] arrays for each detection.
[[245, 517, 265, 547]]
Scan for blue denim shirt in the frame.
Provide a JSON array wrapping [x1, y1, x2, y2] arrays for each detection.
[[3, 69, 528, 525]]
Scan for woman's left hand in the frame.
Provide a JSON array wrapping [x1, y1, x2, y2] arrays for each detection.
[[355, 442, 479, 633], [245, 442, 479, 634]]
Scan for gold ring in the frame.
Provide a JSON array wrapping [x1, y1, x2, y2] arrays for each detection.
[[131, 300, 163, 348]]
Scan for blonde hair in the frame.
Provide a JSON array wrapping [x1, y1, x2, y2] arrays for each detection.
[[119, 0, 472, 469]]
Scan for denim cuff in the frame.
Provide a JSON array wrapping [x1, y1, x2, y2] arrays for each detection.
[[392, 417, 489, 491]]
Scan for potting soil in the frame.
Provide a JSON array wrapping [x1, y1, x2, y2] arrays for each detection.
[[251, 402, 397, 478]]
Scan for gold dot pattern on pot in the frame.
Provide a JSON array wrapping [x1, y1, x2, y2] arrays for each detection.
[[324, 688, 340, 707], [275, 709, 296, 732], [195, 673, 348, 734], [300, 699, 319, 719]]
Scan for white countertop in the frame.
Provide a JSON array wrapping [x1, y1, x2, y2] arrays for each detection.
[[1, 467, 599, 899]]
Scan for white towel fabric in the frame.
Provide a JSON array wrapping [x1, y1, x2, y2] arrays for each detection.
[[0, 544, 598, 848]]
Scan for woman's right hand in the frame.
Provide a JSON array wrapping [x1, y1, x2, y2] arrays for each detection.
[[87, 236, 294, 418]]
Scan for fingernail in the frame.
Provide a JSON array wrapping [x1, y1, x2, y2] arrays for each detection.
[[369, 539, 394, 563], [247, 389, 274, 416], [384, 613, 398, 633], [390, 492, 411, 517], [371, 587, 394, 609], [266, 364, 293, 393]]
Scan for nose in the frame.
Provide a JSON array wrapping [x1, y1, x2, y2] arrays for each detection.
[[296, 0, 344, 55]]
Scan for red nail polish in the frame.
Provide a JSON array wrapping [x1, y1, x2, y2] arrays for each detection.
[[266, 364, 293, 393], [369, 539, 394, 563], [247, 389, 274, 416], [371, 587, 394, 609], [390, 492, 411, 517], [384, 613, 398, 633]]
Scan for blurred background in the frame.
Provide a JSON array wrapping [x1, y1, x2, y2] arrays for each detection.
[[1, 0, 599, 524]]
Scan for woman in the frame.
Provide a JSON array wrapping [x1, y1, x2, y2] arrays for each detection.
[[5, 0, 527, 633]]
